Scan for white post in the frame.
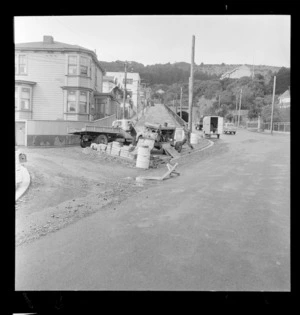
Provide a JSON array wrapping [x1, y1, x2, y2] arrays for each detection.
[[270, 76, 276, 135]]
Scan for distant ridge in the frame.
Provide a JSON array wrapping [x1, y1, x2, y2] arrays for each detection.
[[100, 60, 283, 86]]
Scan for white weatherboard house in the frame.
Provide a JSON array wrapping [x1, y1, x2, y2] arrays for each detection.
[[15, 35, 119, 146], [220, 65, 252, 80], [278, 89, 290, 108]]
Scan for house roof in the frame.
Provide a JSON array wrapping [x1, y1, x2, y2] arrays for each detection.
[[15, 41, 88, 51], [279, 89, 290, 99], [221, 65, 251, 79], [15, 37, 106, 74]]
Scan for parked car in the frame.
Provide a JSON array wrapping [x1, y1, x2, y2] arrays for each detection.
[[223, 123, 237, 135], [195, 121, 203, 130]]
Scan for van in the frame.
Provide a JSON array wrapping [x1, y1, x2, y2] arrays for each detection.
[[203, 116, 224, 139]]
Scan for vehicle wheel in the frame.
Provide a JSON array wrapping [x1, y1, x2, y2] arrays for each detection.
[[80, 139, 89, 148], [233, 132, 236, 135], [94, 134, 108, 144], [175, 142, 182, 153], [217, 134, 220, 139]]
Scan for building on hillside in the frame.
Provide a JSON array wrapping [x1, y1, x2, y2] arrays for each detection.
[[278, 89, 290, 108], [220, 65, 252, 80], [106, 71, 141, 116]]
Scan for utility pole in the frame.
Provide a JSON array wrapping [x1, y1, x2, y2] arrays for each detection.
[[188, 35, 195, 132], [180, 87, 183, 119], [219, 94, 221, 107], [238, 88, 242, 127], [122, 61, 128, 119], [235, 93, 239, 125], [270, 76, 277, 135]]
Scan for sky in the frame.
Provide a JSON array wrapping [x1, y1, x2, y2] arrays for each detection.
[[14, 15, 290, 67]]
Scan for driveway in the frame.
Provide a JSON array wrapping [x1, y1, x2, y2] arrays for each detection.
[[15, 130, 290, 291]]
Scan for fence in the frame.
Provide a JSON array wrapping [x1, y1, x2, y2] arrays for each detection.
[[263, 122, 290, 132], [247, 121, 290, 133]]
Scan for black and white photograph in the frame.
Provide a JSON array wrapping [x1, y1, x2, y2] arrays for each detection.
[[14, 15, 290, 293]]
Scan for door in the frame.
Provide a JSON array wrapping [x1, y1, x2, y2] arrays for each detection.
[[15, 122, 26, 146], [203, 116, 211, 133], [218, 117, 224, 134]]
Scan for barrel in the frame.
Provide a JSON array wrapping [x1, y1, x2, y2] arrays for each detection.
[[190, 133, 199, 144], [174, 128, 185, 142], [136, 145, 150, 169], [138, 145, 150, 156]]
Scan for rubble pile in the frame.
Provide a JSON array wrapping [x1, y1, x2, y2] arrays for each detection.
[[82, 140, 172, 169]]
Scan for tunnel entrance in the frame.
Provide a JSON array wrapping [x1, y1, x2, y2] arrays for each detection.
[[177, 111, 189, 122]]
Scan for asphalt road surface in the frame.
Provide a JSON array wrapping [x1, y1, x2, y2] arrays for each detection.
[[16, 130, 290, 291]]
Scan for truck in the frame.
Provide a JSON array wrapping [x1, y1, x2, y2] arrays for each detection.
[[202, 116, 224, 139], [68, 119, 135, 148], [223, 122, 237, 135]]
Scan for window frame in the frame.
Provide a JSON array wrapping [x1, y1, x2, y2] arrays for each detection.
[[15, 54, 28, 75], [67, 90, 77, 113], [65, 89, 90, 114], [68, 55, 78, 75], [15, 84, 32, 112], [79, 91, 88, 114], [123, 78, 133, 85], [80, 56, 89, 77]]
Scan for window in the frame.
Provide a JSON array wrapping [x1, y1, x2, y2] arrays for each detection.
[[19, 55, 27, 75], [15, 55, 27, 75], [67, 91, 76, 112], [123, 78, 133, 85], [15, 87, 19, 109], [68, 56, 77, 75], [80, 57, 88, 76], [20, 87, 30, 110], [15, 55, 18, 74], [79, 91, 87, 113]]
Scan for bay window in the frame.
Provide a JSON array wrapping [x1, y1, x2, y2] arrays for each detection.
[[20, 87, 30, 110], [67, 90, 76, 112], [79, 91, 87, 113], [80, 56, 88, 76], [15, 87, 19, 109], [68, 56, 78, 75], [65, 90, 90, 114]]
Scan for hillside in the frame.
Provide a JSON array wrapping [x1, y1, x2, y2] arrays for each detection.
[[100, 60, 282, 86]]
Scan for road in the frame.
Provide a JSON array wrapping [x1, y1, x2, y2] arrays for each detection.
[[15, 130, 290, 291]]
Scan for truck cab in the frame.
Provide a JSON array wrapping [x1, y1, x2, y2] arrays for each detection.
[[112, 119, 134, 132], [203, 116, 223, 139]]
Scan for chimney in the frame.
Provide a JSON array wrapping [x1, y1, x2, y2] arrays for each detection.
[[43, 35, 54, 44]]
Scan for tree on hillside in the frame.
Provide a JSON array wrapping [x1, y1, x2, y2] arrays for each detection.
[[265, 67, 290, 95], [261, 105, 282, 122], [248, 96, 264, 120]]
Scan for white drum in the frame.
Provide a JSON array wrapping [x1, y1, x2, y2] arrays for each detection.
[[190, 133, 199, 144]]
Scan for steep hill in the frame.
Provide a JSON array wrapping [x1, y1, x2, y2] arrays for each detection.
[[100, 60, 282, 86]]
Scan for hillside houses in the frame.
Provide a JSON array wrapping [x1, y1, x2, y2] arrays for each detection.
[[220, 65, 252, 80], [278, 89, 290, 108]]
